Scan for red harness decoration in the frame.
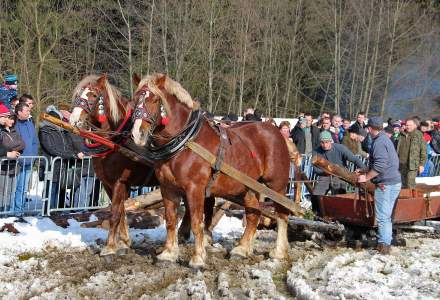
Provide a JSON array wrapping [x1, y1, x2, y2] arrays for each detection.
[[85, 108, 133, 157]]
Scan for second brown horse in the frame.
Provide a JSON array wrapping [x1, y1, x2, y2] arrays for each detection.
[[131, 74, 291, 268]]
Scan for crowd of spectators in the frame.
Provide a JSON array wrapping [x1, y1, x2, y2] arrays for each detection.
[[0, 73, 96, 215]]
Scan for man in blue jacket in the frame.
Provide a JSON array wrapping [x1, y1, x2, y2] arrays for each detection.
[[13, 102, 39, 216], [358, 116, 401, 255], [0, 74, 18, 110]]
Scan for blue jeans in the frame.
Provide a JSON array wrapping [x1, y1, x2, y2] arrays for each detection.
[[13, 165, 32, 215], [375, 182, 402, 245]]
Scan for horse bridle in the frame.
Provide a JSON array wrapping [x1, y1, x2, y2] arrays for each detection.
[[72, 86, 104, 115], [132, 87, 160, 128]]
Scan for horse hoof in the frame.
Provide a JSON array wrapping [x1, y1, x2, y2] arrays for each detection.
[[230, 245, 251, 259], [269, 248, 288, 260], [101, 253, 115, 263], [157, 248, 179, 262], [100, 246, 117, 257], [116, 247, 129, 256], [189, 256, 205, 269]]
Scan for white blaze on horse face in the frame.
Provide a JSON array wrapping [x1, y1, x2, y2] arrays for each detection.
[[70, 107, 84, 126], [132, 119, 146, 146], [80, 87, 92, 100]]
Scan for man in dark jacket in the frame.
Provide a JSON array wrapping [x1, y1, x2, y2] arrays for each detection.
[[358, 116, 401, 255], [290, 113, 320, 155], [39, 105, 86, 210], [311, 131, 366, 214], [431, 124, 440, 155]]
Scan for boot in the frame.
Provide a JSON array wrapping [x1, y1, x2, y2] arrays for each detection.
[[375, 243, 391, 255]]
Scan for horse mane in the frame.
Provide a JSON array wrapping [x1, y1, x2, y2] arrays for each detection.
[[72, 74, 123, 122], [136, 73, 199, 112]]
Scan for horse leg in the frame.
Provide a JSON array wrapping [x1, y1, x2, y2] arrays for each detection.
[[116, 193, 131, 255], [157, 190, 179, 262], [186, 189, 206, 269], [101, 180, 126, 257], [203, 197, 215, 246], [230, 190, 260, 258], [177, 199, 191, 243]]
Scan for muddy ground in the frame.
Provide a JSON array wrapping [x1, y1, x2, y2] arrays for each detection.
[[1, 226, 439, 300]]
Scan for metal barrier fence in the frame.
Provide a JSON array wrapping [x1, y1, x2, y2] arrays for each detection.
[[0, 156, 48, 216], [46, 157, 110, 216], [1, 153, 440, 217]]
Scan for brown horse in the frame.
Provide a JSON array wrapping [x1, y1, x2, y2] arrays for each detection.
[[69, 74, 161, 257], [131, 74, 292, 268]]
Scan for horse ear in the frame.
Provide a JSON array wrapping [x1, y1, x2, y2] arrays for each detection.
[[156, 75, 167, 88], [97, 74, 108, 87], [133, 73, 141, 86]]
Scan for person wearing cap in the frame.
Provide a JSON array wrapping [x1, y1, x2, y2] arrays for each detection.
[[0, 74, 18, 110], [342, 125, 368, 158], [311, 131, 366, 214], [396, 118, 426, 188], [0, 104, 25, 209], [358, 116, 401, 255], [290, 113, 320, 155]]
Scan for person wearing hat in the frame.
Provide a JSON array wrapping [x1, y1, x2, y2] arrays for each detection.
[[342, 125, 369, 158], [290, 113, 320, 155], [0, 104, 25, 209], [311, 131, 366, 214], [0, 74, 18, 110], [358, 116, 401, 255]]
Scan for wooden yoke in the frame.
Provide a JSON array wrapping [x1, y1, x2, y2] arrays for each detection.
[[311, 155, 376, 194]]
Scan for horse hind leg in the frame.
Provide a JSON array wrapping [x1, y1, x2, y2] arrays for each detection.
[[269, 204, 289, 260], [203, 197, 215, 246], [230, 190, 260, 258], [177, 199, 191, 243]]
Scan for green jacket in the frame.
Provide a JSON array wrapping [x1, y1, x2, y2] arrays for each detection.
[[397, 130, 427, 171]]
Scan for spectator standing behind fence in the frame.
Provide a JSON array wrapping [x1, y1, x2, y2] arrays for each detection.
[[13, 102, 39, 216], [39, 105, 87, 210], [311, 131, 366, 214], [430, 119, 440, 155], [0, 104, 24, 210], [396, 118, 426, 188], [357, 116, 401, 255], [0, 74, 18, 110], [290, 113, 320, 155]]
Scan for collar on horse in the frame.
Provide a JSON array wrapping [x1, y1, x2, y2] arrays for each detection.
[[85, 108, 133, 157], [134, 109, 204, 161]]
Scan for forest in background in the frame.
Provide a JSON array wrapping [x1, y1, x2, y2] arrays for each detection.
[[0, 0, 439, 119]]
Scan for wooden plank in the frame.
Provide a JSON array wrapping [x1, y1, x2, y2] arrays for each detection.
[[187, 141, 304, 216]]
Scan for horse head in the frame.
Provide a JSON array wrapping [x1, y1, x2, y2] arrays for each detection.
[[132, 74, 169, 146], [70, 74, 124, 130]]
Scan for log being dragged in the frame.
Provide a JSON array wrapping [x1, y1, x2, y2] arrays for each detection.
[[124, 188, 163, 211], [312, 156, 376, 193], [288, 216, 345, 236]]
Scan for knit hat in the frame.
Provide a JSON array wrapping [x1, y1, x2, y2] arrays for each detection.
[[319, 130, 333, 142], [348, 124, 360, 134], [0, 103, 11, 118], [4, 74, 18, 85], [384, 126, 394, 134], [46, 105, 63, 120]]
